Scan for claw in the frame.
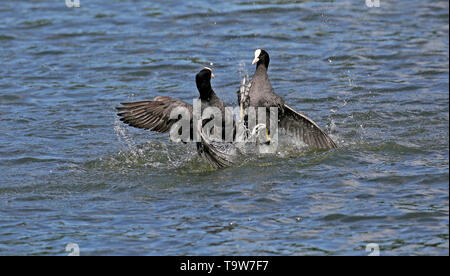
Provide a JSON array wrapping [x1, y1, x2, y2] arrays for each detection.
[[265, 127, 272, 143], [251, 124, 272, 144]]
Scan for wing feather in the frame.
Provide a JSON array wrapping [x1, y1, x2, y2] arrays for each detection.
[[116, 96, 237, 168], [280, 104, 337, 149], [116, 97, 193, 132]]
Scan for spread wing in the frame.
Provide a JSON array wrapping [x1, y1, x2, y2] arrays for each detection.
[[116, 96, 237, 168], [116, 96, 193, 133], [280, 104, 337, 149]]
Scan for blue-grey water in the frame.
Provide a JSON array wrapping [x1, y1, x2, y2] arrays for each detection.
[[0, 0, 448, 255]]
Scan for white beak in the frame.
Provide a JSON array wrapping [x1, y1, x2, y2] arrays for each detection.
[[252, 49, 262, 65], [203, 67, 214, 78]]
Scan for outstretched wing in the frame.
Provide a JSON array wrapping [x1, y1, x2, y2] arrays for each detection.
[[116, 96, 193, 133], [279, 104, 337, 149], [116, 96, 237, 168]]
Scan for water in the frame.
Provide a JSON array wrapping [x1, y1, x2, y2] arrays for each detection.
[[0, 0, 448, 255]]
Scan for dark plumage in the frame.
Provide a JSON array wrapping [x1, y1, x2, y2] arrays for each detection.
[[117, 68, 235, 168], [238, 49, 337, 149]]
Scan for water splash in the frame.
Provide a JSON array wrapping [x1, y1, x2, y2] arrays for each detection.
[[114, 116, 137, 152], [111, 117, 200, 171]]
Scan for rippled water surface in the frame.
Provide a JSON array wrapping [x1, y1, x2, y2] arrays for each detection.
[[0, 0, 448, 255]]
